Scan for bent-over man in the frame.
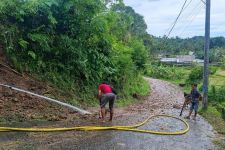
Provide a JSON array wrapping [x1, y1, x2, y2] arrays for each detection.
[[98, 82, 116, 122]]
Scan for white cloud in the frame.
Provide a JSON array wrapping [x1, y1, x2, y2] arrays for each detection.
[[124, 0, 225, 38]]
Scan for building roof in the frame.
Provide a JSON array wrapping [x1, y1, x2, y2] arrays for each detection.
[[176, 55, 195, 63], [160, 58, 177, 62]]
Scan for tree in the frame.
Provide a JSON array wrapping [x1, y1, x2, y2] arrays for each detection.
[[0, 0, 150, 101]]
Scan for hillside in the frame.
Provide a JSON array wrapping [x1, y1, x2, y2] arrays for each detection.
[[0, 47, 78, 122], [0, 0, 150, 107], [0, 0, 151, 123]]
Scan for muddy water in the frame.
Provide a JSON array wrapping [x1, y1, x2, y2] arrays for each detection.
[[0, 78, 219, 150]]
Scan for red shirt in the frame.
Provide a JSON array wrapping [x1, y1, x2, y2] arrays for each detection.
[[99, 84, 112, 94]]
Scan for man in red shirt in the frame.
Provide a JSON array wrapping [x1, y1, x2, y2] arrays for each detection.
[[98, 82, 116, 122]]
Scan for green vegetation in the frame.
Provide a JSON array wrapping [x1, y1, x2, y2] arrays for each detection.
[[0, 0, 151, 106], [146, 63, 225, 149], [199, 103, 225, 149], [185, 66, 203, 84], [199, 105, 225, 134], [213, 139, 225, 149], [146, 63, 186, 80], [151, 36, 225, 63], [147, 64, 225, 136], [117, 75, 150, 107], [146, 36, 225, 146]]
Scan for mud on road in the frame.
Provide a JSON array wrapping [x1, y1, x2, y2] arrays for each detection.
[[0, 63, 79, 122], [0, 78, 220, 150]]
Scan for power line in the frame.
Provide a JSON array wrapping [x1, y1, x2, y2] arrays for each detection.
[[200, 0, 206, 5], [165, 0, 205, 37], [183, 0, 193, 11], [178, 1, 204, 36], [165, 0, 188, 37], [179, 6, 204, 37]]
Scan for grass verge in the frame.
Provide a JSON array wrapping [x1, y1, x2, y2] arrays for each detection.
[[199, 105, 225, 149], [117, 76, 150, 107], [213, 139, 225, 149], [199, 105, 225, 134]]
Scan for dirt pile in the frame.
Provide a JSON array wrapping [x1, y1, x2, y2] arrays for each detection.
[[0, 52, 78, 122]]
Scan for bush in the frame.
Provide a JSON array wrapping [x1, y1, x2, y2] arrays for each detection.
[[222, 60, 225, 69], [209, 66, 218, 75], [0, 0, 150, 104], [146, 64, 184, 80], [209, 85, 225, 103], [186, 66, 203, 84], [208, 85, 225, 120]]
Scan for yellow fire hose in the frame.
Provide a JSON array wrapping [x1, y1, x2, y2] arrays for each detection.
[[0, 115, 189, 135]]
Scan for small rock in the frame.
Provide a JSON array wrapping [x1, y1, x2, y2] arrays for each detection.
[[12, 98, 19, 103], [29, 87, 35, 91], [59, 115, 67, 120], [20, 93, 25, 97], [48, 116, 60, 121], [30, 115, 35, 119], [173, 104, 181, 109], [38, 105, 44, 109], [28, 105, 34, 109], [4, 88, 13, 96]]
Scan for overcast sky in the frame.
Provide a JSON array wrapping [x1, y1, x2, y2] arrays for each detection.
[[124, 0, 225, 38]]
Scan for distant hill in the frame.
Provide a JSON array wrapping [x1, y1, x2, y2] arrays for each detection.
[[150, 36, 225, 62]]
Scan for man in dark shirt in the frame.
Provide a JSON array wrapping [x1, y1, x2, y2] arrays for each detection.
[[185, 84, 201, 120], [98, 82, 116, 122]]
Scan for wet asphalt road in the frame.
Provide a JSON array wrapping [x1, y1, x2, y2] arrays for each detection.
[[38, 110, 216, 150], [0, 78, 219, 150]]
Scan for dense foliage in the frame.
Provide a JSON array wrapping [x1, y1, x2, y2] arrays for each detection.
[[0, 0, 149, 104], [185, 66, 203, 84], [146, 64, 185, 80], [210, 85, 225, 103], [209, 85, 225, 120], [185, 66, 218, 84]]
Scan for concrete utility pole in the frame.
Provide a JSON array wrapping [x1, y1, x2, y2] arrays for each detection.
[[203, 0, 211, 109]]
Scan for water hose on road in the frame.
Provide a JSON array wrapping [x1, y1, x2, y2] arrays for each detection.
[[0, 115, 189, 135]]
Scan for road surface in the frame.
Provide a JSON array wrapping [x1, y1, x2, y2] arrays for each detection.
[[0, 78, 219, 150]]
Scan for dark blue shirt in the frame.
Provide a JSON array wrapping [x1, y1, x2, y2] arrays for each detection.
[[191, 89, 200, 102]]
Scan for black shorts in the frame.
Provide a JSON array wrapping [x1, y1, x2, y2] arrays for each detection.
[[100, 93, 116, 109]]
